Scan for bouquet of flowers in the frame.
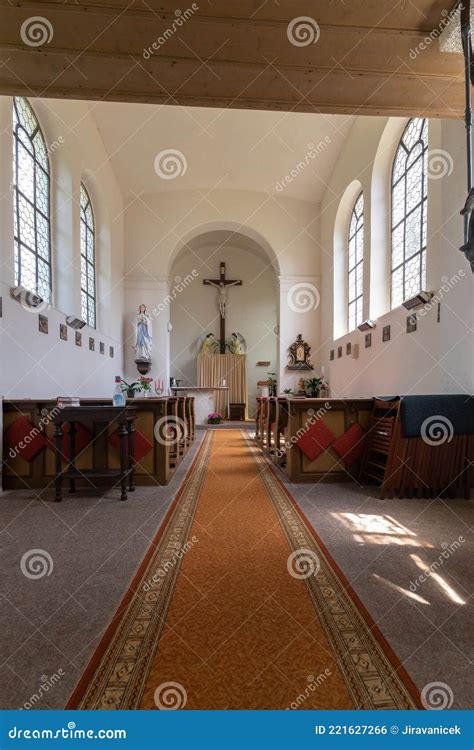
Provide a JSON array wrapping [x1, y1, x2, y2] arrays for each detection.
[[208, 412, 223, 424], [138, 376, 153, 393]]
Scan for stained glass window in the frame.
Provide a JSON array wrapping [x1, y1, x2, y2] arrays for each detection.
[[391, 118, 428, 308], [80, 183, 96, 328], [348, 192, 364, 331], [13, 97, 51, 302]]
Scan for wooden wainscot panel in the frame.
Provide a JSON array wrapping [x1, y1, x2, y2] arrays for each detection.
[[301, 407, 345, 475], [2, 397, 180, 491], [285, 398, 373, 483], [2, 406, 35, 480]]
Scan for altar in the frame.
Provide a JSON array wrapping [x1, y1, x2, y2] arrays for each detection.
[[171, 386, 229, 425]]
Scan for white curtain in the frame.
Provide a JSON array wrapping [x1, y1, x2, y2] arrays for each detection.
[[197, 354, 247, 417]]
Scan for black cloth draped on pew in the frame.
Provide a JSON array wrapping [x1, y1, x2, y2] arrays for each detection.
[[400, 394, 474, 437]]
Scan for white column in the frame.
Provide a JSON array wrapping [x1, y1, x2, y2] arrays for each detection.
[[124, 274, 170, 387], [278, 275, 321, 392]]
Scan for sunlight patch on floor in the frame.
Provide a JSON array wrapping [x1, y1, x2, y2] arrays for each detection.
[[410, 553, 466, 605], [332, 512, 433, 547], [372, 573, 430, 605]]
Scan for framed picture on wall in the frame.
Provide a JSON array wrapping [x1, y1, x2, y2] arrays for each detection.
[[382, 325, 391, 342], [407, 314, 417, 333], [346, 342, 352, 355], [100, 342, 105, 354], [365, 333, 372, 348], [337, 346, 342, 359], [75, 331, 82, 347], [38, 314, 48, 334], [59, 323, 68, 341], [109, 346, 114, 358], [89, 337, 95, 351], [329, 349, 334, 361]]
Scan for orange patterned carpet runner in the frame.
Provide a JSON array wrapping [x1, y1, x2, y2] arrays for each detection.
[[68, 430, 420, 710]]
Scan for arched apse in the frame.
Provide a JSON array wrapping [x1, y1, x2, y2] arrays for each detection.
[[169, 226, 279, 416], [168, 220, 280, 278], [333, 179, 363, 340]]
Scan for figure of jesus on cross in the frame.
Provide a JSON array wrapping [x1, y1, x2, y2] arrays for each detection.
[[203, 262, 242, 353]]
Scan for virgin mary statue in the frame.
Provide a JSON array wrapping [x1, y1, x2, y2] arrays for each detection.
[[133, 304, 152, 360]]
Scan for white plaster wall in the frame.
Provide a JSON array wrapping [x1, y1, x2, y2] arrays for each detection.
[[169, 240, 278, 415], [0, 96, 125, 399], [123, 189, 318, 276], [320, 116, 473, 398]]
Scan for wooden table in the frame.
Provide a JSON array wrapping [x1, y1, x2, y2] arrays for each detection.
[[54, 405, 136, 502]]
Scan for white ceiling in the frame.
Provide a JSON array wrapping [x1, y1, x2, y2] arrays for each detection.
[[90, 102, 354, 203]]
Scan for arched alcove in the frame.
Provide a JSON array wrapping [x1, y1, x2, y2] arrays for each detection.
[[333, 179, 363, 339], [370, 117, 409, 319], [81, 168, 112, 335], [168, 220, 280, 277], [169, 227, 279, 416]]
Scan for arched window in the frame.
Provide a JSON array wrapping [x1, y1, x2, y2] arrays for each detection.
[[347, 191, 364, 331], [80, 183, 96, 328], [391, 118, 428, 308], [13, 97, 51, 301]]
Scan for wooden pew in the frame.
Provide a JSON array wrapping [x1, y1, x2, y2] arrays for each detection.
[[361, 398, 473, 499], [273, 397, 289, 467], [2, 396, 196, 490]]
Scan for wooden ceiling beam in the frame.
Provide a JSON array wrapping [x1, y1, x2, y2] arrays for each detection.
[[0, 0, 464, 117]]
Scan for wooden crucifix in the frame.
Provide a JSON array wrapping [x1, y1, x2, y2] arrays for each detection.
[[203, 262, 242, 353]]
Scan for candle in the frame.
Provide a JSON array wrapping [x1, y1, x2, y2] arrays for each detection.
[[321, 365, 325, 377]]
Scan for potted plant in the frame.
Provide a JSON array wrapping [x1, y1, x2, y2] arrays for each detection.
[[267, 372, 277, 397], [282, 388, 293, 396], [208, 412, 223, 425], [120, 378, 141, 399], [138, 375, 153, 396], [305, 376, 323, 397]]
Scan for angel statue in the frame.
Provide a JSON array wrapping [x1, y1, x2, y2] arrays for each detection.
[[197, 332, 220, 354], [133, 304, 152, 360], [226, 332, 247, 354]]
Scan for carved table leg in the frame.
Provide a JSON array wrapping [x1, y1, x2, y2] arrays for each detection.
[[127, 418, 135, 492], [119, 419, 128, 501], [54, 422, 63, 502], [69, 422, 77, 493]]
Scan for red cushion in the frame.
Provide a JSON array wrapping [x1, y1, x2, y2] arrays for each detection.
[[47, 423, 92, 460], [296, 419, 335, 461], [332, 423, 366, 467], [4, 415, 47, 461], [109, 428, 153, 463]]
